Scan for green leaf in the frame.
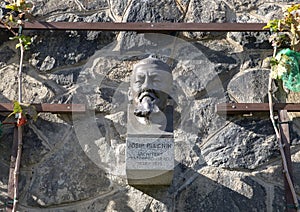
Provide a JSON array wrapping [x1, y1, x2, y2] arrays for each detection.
[[5, 5, 18, 11], [9, 14, 13, 22], [263, 19, 280, 32], [8, 101, 23, 117], [15, 43, 22, 49], [287, 4, 300, 13]]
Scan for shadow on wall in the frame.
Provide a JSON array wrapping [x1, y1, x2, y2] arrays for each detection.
[[131, 162, 287, 212]]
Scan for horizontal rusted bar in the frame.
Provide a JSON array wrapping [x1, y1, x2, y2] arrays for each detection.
[[0, 22, 268, 32], [216, 103, 300, 115], [0, 103, 85, 113]]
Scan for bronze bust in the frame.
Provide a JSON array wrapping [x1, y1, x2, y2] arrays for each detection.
[[128, 57, 173, 127], [126, 57, 174, 185]]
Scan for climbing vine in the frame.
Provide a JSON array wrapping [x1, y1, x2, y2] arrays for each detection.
[[264, 4, 300, 211], [0, 1, 34, 211], [0, 0, 36, 130]]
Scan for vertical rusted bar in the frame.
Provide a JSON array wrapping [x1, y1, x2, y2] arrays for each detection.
[[278, 110, 297, 212], [6, 126, 18, 212]]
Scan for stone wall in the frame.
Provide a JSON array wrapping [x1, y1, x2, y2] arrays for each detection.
[[0, 0, 299, 211]]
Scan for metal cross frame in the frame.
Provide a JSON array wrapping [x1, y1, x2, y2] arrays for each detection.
[[1, 21, 298, 211]]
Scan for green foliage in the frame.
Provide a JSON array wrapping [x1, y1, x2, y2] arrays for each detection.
[[270, 48, 300, 92], [1, 0, 32, 23], [0, 0, 33, 49], [264, 4, 300, 50], [265, 4, 300, 92], [9, 34, 32, 50], [8, 100, 23, 117]]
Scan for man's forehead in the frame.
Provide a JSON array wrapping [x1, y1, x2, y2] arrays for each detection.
[[133, 66, 171, 75]]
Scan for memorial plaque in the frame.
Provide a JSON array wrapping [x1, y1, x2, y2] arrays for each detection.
[[126, 57, 174, 185], [126, 136, 174, 185]]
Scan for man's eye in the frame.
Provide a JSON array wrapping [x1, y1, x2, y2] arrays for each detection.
[[135, 76, 144, 83]]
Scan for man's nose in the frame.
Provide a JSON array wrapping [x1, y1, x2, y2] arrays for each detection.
[[141, 76, 152, 90]]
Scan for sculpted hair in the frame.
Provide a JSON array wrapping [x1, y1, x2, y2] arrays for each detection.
[[133, 57, 171, 73]]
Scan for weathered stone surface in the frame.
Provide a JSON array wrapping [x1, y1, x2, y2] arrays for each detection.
[[256, 3, 284, 21], [31, 0, 109, 17], [31, 0, 80, 16], [110, 0, 129, 17], [0, 31, 10, 46], [0, 162, 8, 210], [23, 132, 111, 207], [228, 32, 272, 49], [0, 46, 15, 64], [228, 69, 270, 103], [29, 30, 115, 71], [175, 166, 267, 212], [0, 125, 14, 163], [0, 65, 54, 103], [201, 117, 278, 169], [124, 0, 182, 22], [184, 0, 236, 39], [29, 114, 73, 147], [255, 150, 300, 194], [73, 55, 129, 113]]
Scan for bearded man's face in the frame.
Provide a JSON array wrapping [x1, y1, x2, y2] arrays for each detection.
[[129, 60, 172, 118]]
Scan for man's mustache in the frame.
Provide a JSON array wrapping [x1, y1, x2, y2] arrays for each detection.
[[138, 89, 158, 102]]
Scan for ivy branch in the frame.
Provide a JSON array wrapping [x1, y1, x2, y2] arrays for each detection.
[[0, 1, 33, 211], [265, 4, 300, 211]]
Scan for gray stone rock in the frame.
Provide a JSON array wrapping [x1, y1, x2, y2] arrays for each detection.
[[0, 31, 10, 46], [0, 46, 14, 63], [32, 0, 108, 17], [0, 125, 14, 164], [175, 167, 267, 212], [29, 30, 115, 71], [0, 65, 54, 103], [184, 0, 236, 39], [124, 0, 182, 22], [224, 0, 261, 13], [29, 113, 73, 149], [80, 0, 109, 11], [256, 4, 283, 21], [201, 117, 278, 169], [228, 69, 270, 103], [23, 132, 111, 207], [110, 0, 129, 17], [0, 161, 8, 209], [39, 56, 56, 72], [228, 31, 272, 49], [116, 0, 183, 51], [31, 0, 79, 16], [176, 98, 226, 144]]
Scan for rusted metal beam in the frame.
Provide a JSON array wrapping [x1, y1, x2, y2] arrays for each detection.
[[0, 103, 85, 113], [0, 22, 268, 32], [216, 103, 300, 115], [6, 127, 18, 212], [278, 110, 297, 212]]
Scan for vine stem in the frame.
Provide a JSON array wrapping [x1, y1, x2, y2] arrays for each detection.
[[268, 46, 299, 211], [0, 20, 18, 36], [12, 38, 24, 212]]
